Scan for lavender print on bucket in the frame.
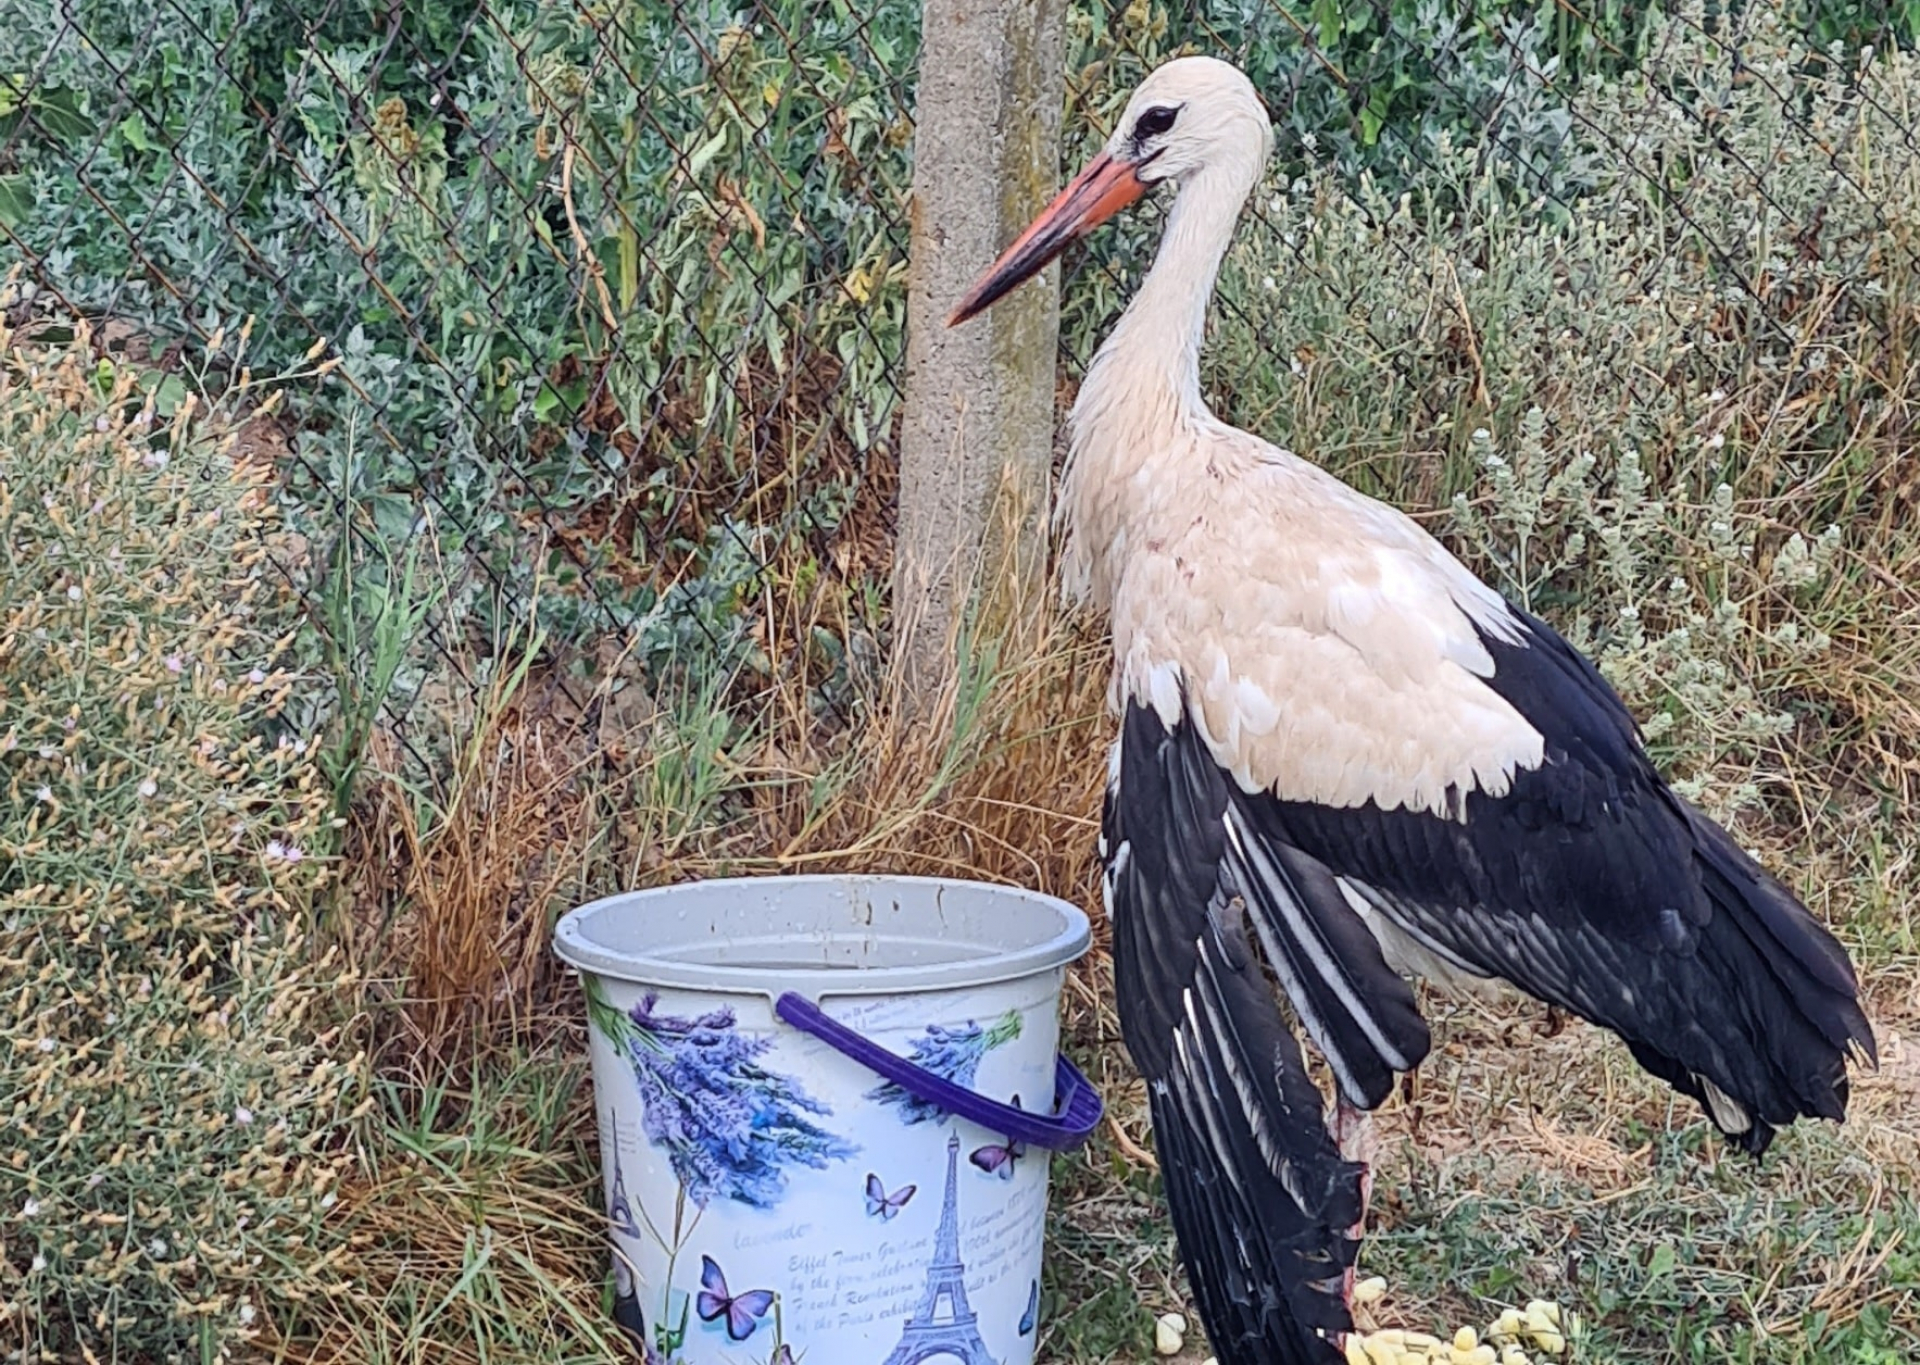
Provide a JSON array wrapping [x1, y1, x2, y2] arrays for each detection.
[[866, 1010, 1022, 1126], [587, 977, 855, 1210]]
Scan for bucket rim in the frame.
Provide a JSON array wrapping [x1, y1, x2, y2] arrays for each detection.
[[552, 873, 1092, 999]]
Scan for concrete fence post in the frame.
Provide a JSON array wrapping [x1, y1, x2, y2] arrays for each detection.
[[892, 0, 1068, 698]]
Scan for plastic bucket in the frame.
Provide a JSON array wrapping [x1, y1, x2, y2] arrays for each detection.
[[554, 874, 1100, 1365]]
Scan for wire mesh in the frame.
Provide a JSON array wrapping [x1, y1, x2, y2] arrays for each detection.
[[3, 0, 1915, 767], [1, 0, 917, 760]]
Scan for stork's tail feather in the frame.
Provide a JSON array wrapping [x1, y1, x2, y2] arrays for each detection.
[[1646, 800, 1877, 1155], [1148, 904, 1361, 1365]]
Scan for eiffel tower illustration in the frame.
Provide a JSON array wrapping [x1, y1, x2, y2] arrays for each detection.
[[880, 1133, 1001, 1365]]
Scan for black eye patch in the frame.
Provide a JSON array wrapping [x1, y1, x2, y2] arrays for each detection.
[[1131, 105, 1180, 142]]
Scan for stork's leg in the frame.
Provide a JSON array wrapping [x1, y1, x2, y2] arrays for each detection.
[[1331, 1098, 1378, 1308]]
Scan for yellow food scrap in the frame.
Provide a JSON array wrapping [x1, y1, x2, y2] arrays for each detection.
[[1154, 1311, 1187, 1357], [1353, 1275, 1389, 1306]]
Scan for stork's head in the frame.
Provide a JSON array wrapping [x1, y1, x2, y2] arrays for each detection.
[[949, 56, 1273, 325]]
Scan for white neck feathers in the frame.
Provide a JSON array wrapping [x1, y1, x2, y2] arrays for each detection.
[[1058, 154, 1264, 603]]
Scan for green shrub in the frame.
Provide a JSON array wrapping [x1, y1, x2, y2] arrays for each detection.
[[0, 312, 360, 1360], [2, 0, 919, 692]]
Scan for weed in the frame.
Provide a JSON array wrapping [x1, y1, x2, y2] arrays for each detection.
[[0, 307, 362, 1360]]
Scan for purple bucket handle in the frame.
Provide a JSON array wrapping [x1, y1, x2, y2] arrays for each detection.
[[773, 992, 1103, 1152]]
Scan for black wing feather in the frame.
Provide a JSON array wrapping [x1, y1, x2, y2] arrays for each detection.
[[1108, 700, 1368, 1365], [1256, 605, 1875, 1153]]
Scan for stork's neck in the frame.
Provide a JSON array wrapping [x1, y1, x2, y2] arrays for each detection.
[[1060, 161, 1259, 605], [1100, 167, 1248, 417]]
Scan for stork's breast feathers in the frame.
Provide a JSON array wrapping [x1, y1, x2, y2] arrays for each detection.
[[1113, 537, 1546, 817]]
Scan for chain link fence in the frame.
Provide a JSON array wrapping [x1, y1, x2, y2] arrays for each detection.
[[4, 0, 1916, 779], [2, 0, 920, 777]]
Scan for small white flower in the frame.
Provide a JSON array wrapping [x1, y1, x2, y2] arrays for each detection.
[[34, 786, 51, 803], [234, 1105, 254, 1125], [166, 655, 184, 674], [264, 840, 304, 864], [87, 1170, 105, 1187], [1707, 433, 1725, 449], [95, 415, 110, 431], [238, 1303, 256, 1326], [62, 716, 75, 731], [149, 1237, 168, 1257], [320, 1192, 338, 1209], [102, 1013, 116, 1026], [21, 1197, 39, 1217], [248, 668, 266, 684], [37, 745, 57, 759], [66, 584, 82, 601], [138, 778, 158, 798], [143, 450, 170, 470], [35, 1037, 54, 1053], [30, 1253, 46, 1273], [212, 679, 226, 693]]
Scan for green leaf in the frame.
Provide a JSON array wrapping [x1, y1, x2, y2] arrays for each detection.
[[149, 373, 191, 418], [685, 127, 729, 180], [119, 113, 153, 153], [0, 173, 31, 229], [30, 86, 94, 143], [1647, 1243, 1677, 1279]]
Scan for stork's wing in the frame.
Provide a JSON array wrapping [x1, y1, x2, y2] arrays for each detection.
[[1246, 603, 1876, 1153], [1105, 699, 1398, 1365]]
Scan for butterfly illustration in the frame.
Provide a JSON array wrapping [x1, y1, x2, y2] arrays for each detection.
[[1019, 1279, 1038, 1335], [606, 1116, 641, 1239], [695, 1255, 776, 1342], [865, 1172, 917, 1221], [971, 1096, 1026, 1180], [969, 1137, 1025, 1180]]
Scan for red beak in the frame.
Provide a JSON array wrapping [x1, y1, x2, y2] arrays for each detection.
[[947, 151, 1153, 326]]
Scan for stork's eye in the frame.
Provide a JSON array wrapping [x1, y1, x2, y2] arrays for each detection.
[[1132, 105, 1180, 141]]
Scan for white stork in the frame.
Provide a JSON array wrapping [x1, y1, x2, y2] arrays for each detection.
[[947, 56, 1876, 1364]]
